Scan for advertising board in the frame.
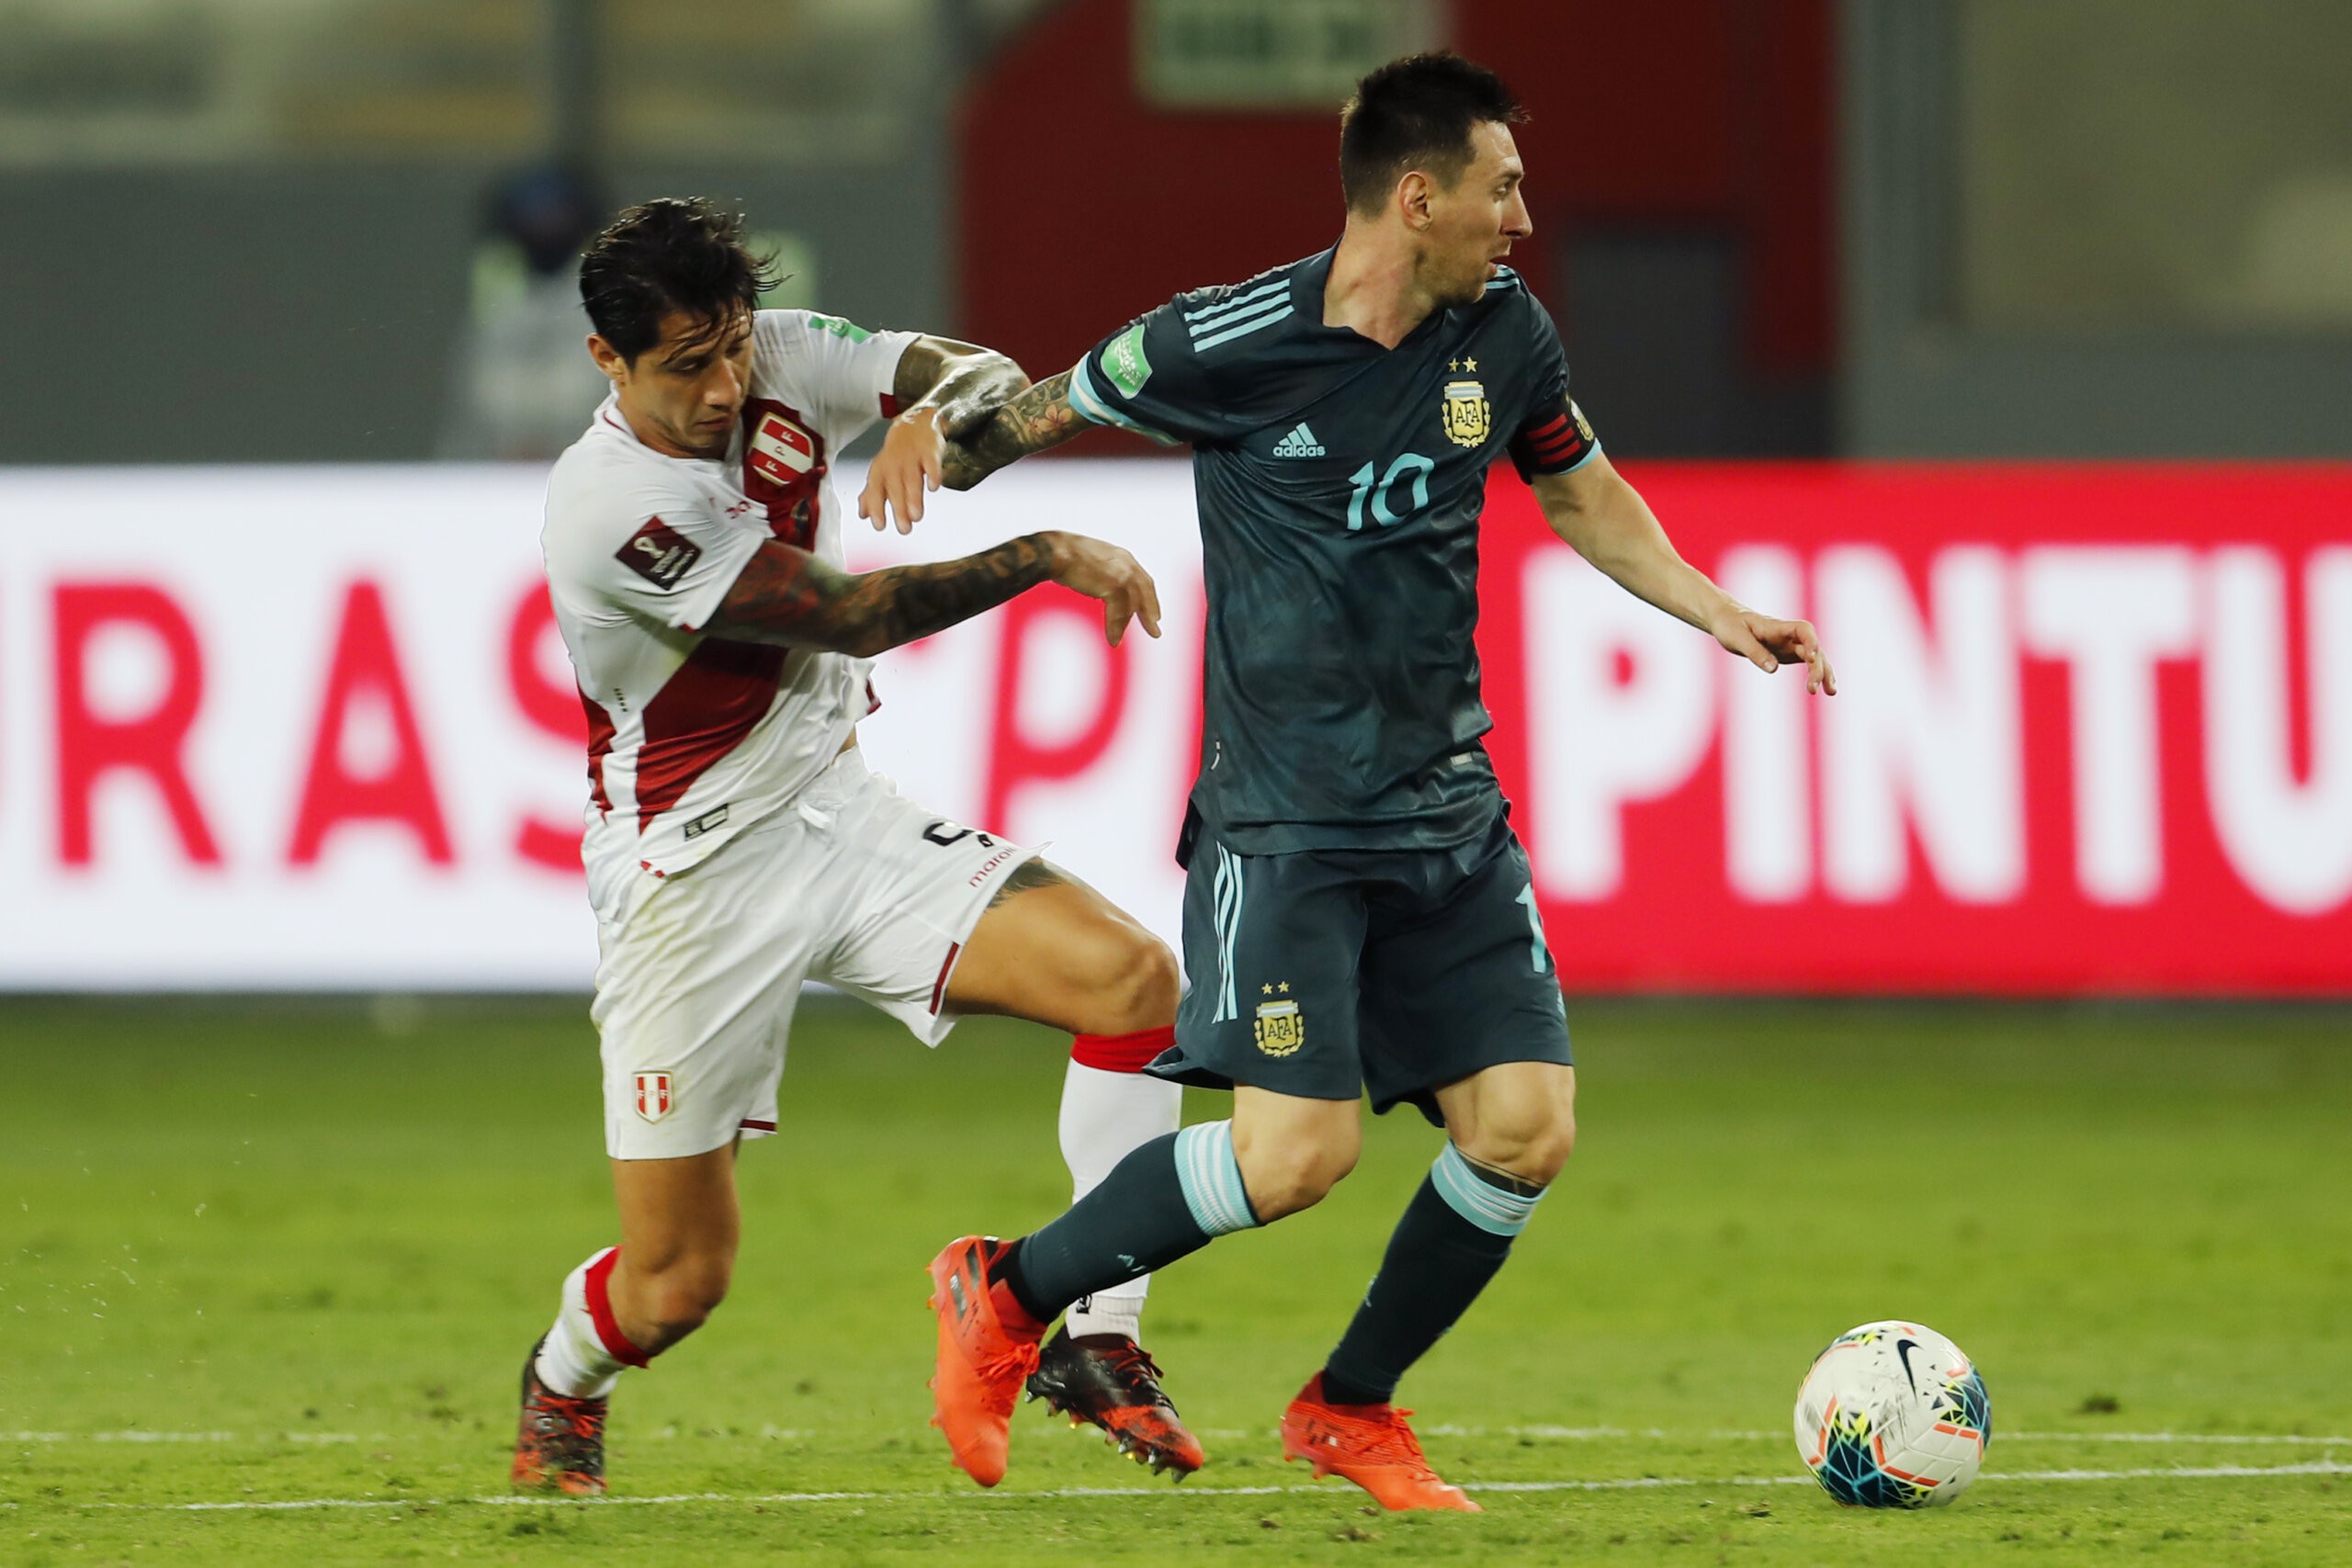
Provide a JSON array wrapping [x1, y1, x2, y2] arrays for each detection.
[[2, 461, 2344, 992]]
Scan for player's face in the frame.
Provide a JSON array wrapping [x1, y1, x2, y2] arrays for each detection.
[[600, 307, 755, 459], [1423, 121, 1532, 307]]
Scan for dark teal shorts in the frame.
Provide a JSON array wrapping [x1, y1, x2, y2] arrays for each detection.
[[1151, 815, 1573, 1127]]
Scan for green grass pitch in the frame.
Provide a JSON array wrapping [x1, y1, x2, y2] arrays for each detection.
[[3, 995, 2348, 1565]]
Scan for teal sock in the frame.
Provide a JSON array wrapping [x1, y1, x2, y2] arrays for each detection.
[[1000, 1122, 1259, 1321], [1320, 1143, 1545, 1405]]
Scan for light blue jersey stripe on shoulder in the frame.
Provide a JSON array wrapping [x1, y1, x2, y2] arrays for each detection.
[[1187, 291, 1290, 341], [1193, 306, 1294, 353], [1182, 276, 1291, 325], [1068, 355, 1179, 446]]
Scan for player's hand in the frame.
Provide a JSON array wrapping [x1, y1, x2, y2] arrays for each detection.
[[1708, 603, 1836, 694], [1040, 532, 1164, 647], [858, 410, 944, 534]]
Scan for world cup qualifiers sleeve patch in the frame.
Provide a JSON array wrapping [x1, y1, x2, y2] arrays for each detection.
[[615, 516, 702, 589]]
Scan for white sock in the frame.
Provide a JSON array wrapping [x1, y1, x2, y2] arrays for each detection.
[[1056, 1058, 1181, 1341], [533, 1247, 635, 1399]]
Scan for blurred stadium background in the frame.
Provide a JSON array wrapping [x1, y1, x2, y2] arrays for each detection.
[[3, 2, 2348, 1562]]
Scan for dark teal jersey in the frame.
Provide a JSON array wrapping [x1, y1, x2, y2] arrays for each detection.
[[1069, 246, 1600, 859]]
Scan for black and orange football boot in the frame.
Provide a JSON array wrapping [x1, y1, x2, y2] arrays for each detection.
[[1026, 1327, 1206, 1478], [511, 1337, 609, 1495]]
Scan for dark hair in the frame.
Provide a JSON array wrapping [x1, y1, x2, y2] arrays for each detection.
[[1339, 52, 1525, 215], [578, 197, 775, 362]]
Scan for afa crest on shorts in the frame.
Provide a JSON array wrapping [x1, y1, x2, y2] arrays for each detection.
[[1253, 998, 1305, 1056], [1442, 378, 1489, 448]]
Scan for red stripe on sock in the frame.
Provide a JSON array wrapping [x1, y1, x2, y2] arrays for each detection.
[[584, 1247, 651, 1369], [1071, 1024, 1175, 1073]]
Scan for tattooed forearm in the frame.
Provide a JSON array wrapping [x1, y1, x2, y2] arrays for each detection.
[[893, 338, 1030, 442], [704, 535, 1057, 658], [939, 371, 1091, 490]]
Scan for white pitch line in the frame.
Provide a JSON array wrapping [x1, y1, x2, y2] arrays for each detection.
[[5, 1432, 365, 1445], [10, 1459, 2347, 1513], [17, 1427, 2346, 1447]]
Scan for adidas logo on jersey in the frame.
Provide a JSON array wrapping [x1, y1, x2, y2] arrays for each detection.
[[1271, 423, 1325, 457]]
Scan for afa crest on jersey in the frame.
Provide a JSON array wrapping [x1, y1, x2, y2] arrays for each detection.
[[1442, 378, 1490, 447], [1253, 998, 1305, 1056]]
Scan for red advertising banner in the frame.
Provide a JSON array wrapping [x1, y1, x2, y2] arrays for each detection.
[[1469, 465, 2352, 994], [1, 462, 2344, 994]]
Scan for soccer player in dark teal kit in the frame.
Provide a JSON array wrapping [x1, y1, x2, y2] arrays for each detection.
[[868, 52, 1837, 1509]]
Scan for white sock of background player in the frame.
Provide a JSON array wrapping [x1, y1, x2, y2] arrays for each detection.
[[1057, 1031, 1183, 1342]]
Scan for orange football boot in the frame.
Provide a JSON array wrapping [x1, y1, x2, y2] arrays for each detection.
[[1281, 1374, 1481, 1512], [926, 1235, 1045, 1487]]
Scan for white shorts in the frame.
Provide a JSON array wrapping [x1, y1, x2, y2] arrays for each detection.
[[586, 748, 1040, 1159]]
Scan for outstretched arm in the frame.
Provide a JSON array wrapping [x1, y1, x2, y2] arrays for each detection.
[[702, 529, 1160, 657], [859, 335, 1034, 533], [1532, 455, 1835, 694], [938, 370, 1096, 491]]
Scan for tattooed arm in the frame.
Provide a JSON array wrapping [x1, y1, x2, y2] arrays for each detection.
[[937, 370, 1093, 491], [859, 336, 1033, 533], [702, 529, 1163, 657], [891, 335, 1029, 442]]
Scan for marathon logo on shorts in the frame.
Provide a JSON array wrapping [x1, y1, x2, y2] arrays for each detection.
[[682, 804, 729, 840], [967, 844, 1021, 887], [633, 1069, 674, 1123], [616, 517, 700, 590]]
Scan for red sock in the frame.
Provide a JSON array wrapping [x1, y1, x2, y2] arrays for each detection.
[[1071, 1025, 1174, 1073]]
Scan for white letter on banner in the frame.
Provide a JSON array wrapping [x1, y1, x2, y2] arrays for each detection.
[[2204, 547, 2352, 914], [1818, 546, 2023, 903], [1718, 547, 1811, 902], [1524, 548, 1715, 899], [2018, 546, 2198, 905]]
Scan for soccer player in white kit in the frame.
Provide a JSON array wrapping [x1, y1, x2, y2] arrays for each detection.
[[513, 199, 1202, 1494]]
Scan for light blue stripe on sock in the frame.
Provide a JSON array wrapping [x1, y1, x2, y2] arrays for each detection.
[[1174, 1121, 1258, 1236], [1430, 1143, 1542, 1236]]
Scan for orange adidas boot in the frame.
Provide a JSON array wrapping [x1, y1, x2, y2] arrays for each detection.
[[926, 1235, 1046, 1487], [1281, 1374, 1481, 1512]]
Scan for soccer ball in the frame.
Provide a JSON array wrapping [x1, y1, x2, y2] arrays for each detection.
[[1792, 1320, 1991, 1507]]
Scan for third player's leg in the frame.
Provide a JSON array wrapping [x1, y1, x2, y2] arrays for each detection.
[[944, 860, 1179, 1034]]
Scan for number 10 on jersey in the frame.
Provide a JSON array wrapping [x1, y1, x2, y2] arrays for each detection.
[[1347, 452, 1437, 531]]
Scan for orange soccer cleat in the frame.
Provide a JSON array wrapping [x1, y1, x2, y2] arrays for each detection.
[[511, 1337, 609, 1495], [1280, 1374, 1482, 1512], [925, 1235, 1046, 1487]]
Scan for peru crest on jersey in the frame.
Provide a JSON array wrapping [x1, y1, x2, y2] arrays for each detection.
[[749, 406, 818, 486]]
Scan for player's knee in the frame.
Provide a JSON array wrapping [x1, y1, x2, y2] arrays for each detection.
[[1460, 1105, 1576, 1185], [636, 1256, 731, 1344], [1075, 926, 1180, 1035], [1236, 1134, 1359, 1221], [1523, 1108, 1577, 1181]]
